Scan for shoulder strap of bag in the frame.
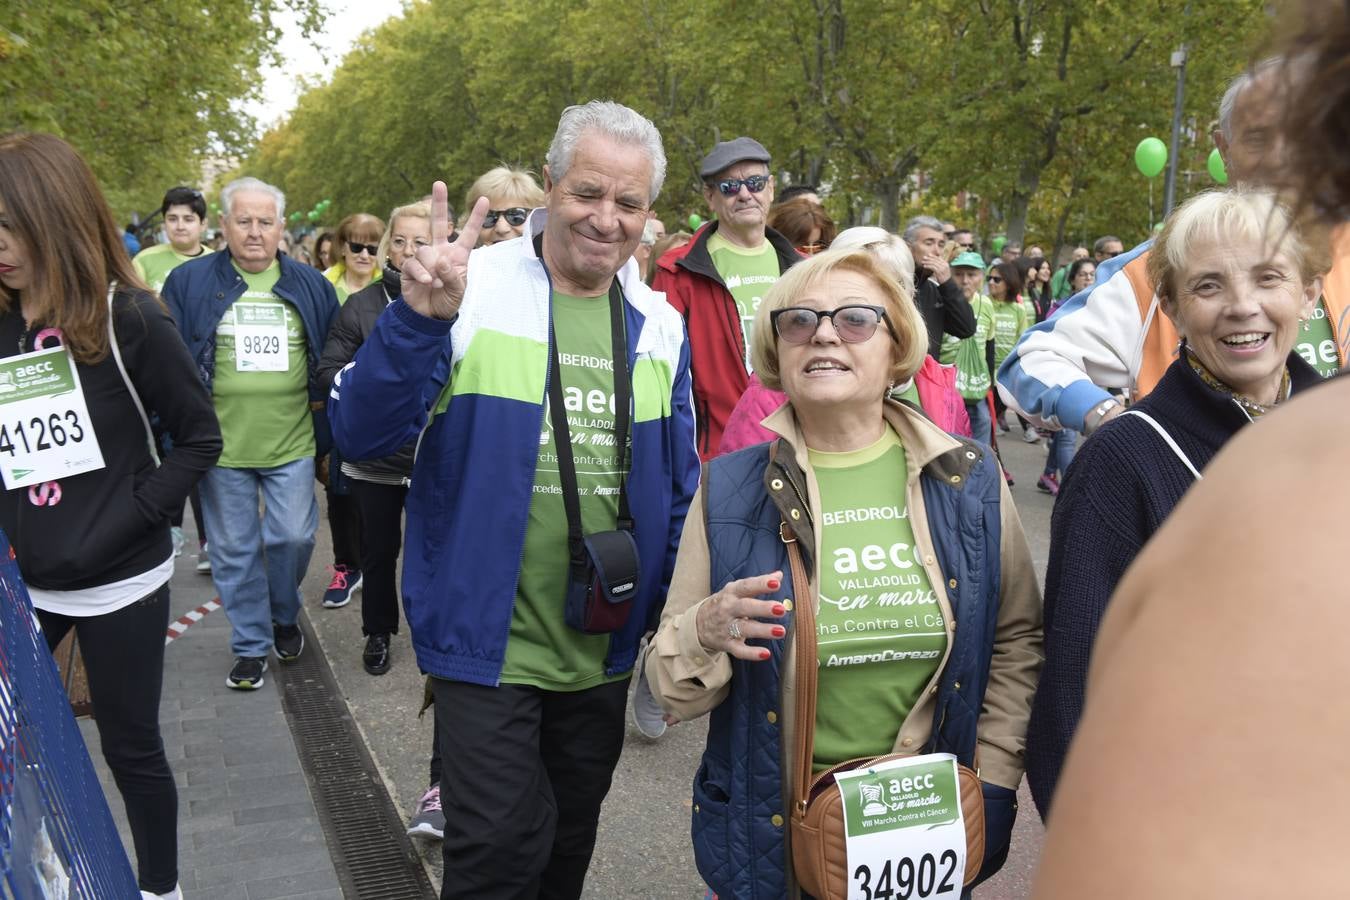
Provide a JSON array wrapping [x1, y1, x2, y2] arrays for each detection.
[[546, 271, 633, 574], [1120, 409, 1201, 480], [106, 282, 160, 466], [780, 445, 818, 817]]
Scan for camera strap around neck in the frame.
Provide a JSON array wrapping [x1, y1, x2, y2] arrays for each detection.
[[539, 235, 633, 574]]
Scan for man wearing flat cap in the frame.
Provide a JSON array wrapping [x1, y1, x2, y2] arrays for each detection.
[[651, 137, 800, 460]]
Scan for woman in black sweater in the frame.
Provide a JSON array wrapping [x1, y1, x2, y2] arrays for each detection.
[[0, 133, 221, 899], [1025, 188, 1329, 818]]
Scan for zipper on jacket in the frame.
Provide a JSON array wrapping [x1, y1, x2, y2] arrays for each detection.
[[496, 258, 558, 686]]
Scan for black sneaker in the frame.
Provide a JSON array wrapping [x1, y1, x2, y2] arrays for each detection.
[[226, 656, 267, 690], [274, 622, 304, 662]]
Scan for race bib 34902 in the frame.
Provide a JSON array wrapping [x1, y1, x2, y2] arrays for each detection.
[[836, 754, 968, 900]]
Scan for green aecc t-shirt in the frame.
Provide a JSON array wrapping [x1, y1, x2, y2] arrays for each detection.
[[212, 261, 313, 468], [133, 242, 211, 293], [1297, 297, 1341, 379], [808, 426, 948, 771], [500, 291, 631, 691], [707, 232, 781, 373]]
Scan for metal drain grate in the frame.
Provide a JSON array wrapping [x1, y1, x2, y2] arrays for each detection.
[[275, 613, 436, 899]]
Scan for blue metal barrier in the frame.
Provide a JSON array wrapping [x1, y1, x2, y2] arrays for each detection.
[[0, 529, 137, 898]]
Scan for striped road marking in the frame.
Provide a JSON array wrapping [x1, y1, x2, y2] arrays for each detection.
[[165, 598, 222, 646]]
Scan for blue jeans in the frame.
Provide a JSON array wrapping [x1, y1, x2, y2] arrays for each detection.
[[1044, 427, 1079, 476], [199, 458, 318, 657], [965, 398, 992, 445]]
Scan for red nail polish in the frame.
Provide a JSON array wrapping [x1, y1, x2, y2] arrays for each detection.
[[759, 649, 771, 660], [772, 626, 786, 638], [767, 579, 780, 590], [771, 604, 786, 616]]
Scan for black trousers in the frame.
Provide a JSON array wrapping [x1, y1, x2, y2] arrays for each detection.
[[432, 676, 631, 900], [349, 479, 407, 636], [168, 483, 206, 541], [38, 584, 178, 894], [324, 449, 364, 570]]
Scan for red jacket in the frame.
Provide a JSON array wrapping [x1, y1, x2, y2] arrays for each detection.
[[651, 222, 800, 460]]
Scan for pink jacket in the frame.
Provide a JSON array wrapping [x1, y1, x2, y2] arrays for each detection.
[[719, 358, 972, 455]]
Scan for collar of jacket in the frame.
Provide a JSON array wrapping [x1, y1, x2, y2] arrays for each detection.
[[380, 261, 402, 301], [671, 220, 801, 286], [757, 399, 983, 548]]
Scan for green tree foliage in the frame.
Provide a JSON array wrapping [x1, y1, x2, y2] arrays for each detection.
[[1, 0, 324, 218], [251, 0, 1266, 250]]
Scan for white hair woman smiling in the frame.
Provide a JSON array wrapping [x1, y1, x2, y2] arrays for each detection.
[[1026, 187, 1330, 817]]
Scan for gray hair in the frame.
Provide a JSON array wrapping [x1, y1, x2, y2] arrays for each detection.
[[1092, 234, 1122, 253], [832, 226, 916, 300], [546, 100, 667, 204], [1218, 57, 1283, 141], [901, 215, 945, 244], [221, 177, 286, 219]]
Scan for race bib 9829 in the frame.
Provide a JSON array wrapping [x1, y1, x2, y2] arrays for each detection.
[[233, 302, 289, 372], [0, 346, 104, 490]]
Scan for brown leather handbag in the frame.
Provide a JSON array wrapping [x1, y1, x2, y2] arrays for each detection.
[[781, 519, 985, 900]]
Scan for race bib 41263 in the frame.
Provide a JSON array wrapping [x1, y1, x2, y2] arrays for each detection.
[[0, 346, 104, 490]]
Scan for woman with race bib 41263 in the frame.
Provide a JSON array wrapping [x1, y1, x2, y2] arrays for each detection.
[[0, 131, 222, 900]]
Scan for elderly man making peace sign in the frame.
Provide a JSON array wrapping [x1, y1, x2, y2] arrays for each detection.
[[329, 101, 699, 900]]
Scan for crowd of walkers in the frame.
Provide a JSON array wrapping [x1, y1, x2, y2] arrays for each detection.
[[1, 4, 1347, 895]]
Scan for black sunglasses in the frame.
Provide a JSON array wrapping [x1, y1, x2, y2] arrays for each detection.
[[770, 305, 897, 345], [347, 240, 378, 256], [483, 207, 528, 228], [986, 276, 1004, 284], [714, 174, 770, 197]]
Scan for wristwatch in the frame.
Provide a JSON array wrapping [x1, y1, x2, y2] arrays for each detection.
[[1084, 397, 1121, 433]]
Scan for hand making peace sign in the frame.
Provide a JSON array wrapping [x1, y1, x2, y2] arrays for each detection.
[[401, 181, 490, 320]]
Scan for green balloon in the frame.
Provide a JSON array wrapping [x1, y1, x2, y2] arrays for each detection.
[[687, 213, 703, 230], [1134, 137, 1167, 178], [991, 236, 1007, 255], [1207, 148, 1229, 184], [307, 210, 319, 222]]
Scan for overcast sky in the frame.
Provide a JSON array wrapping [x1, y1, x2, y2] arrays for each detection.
[[243, 2, 400, 133]]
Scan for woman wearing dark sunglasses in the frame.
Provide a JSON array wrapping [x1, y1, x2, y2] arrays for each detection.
[[325, 212, 386, 304], [463, 166, 545, 247], [646, 247, 1042, 900]]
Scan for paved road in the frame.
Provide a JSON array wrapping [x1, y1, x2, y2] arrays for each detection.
[[306, 427, 1059, 899]]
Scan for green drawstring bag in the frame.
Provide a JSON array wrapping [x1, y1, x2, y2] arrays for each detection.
[[953, 336, 992, 401]]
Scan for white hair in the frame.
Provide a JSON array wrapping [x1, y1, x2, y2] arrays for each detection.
[[221, 177, 286, 219], [546, 100, 667, 204], [901, 215, 945, 244], [1218, 57, 1283, 141], [641, 219, 659, 245], [832, 226, 916, 300]]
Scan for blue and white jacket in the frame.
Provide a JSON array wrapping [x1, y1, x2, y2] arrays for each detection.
[[329, 210, 700, 684]]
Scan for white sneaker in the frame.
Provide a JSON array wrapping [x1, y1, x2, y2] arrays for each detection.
[[631, 639, 667, 739], [141, 885, 183, 900], [195, 542, 211, 575], [1022, 425, 1041, 444], [171, 527, 185, 557]]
